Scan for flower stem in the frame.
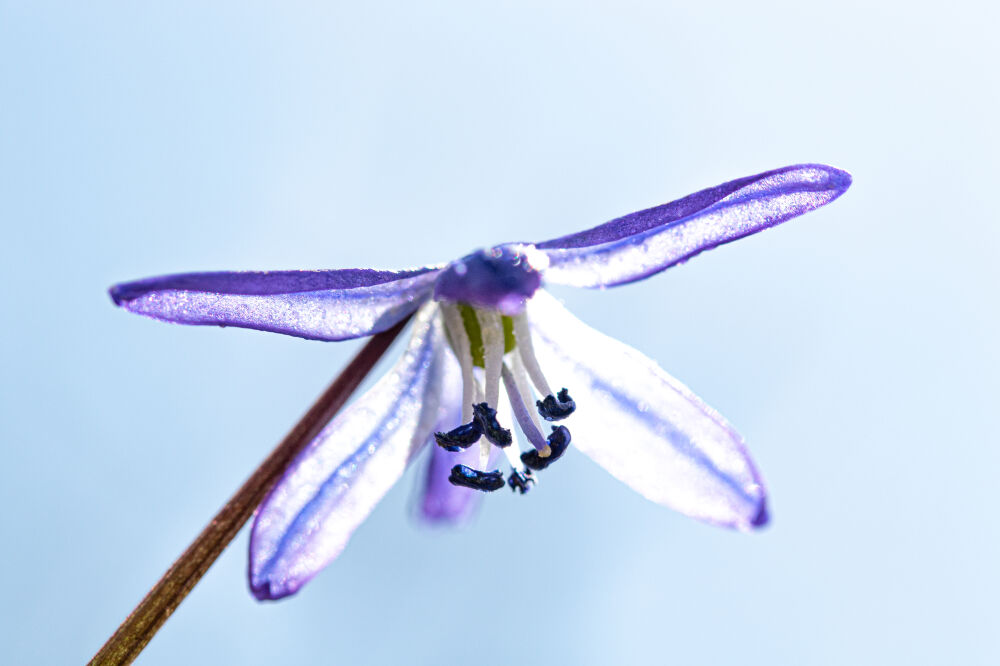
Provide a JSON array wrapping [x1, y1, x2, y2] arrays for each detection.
[[88, 316, 413, 666]]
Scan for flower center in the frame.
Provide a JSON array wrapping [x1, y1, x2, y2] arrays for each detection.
[[435, 300, 575, 494], [433, 244, 549, 316]]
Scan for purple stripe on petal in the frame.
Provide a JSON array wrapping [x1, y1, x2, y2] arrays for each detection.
[[527, 291, 768, 531], [539, 164, 851, 288], [248, 304, 451, 600], [110, 266, 441, 341]]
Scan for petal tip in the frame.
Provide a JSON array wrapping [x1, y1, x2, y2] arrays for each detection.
[[108, 283, 127, 306], [249, 574, 301, 602], [749, 498, 770, 529], [795, 163, 851, 196], [820, 164, 853, 195], [109, 280, 152, 307], [418, 498, 477, 527]]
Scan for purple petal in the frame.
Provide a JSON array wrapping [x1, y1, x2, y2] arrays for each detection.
[[537, 164, 851, 288], [420, 444, 491, 526], [110, 266, 441, 341], [419, 370, 502, 525], [527, 291, 768, 530], [249, 304, 452, 600]]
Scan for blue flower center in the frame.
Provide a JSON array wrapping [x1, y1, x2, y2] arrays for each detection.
[[432, 244, 548, 315]]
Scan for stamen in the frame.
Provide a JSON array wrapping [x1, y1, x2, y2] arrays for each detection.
[[536, 388, 576, 421], [448, 465, 505, 492], [438, 305, 572, 499], [500, 364, 549, 453], [512, 312, 575, 421], [513, 312, 553, 397], [472, 402, 512, 447], [433, 421, 482, 451], [511, 353, 547, 438], [478, 309, 504, 408], [520, 425, 572, 470], [472, 374, 484, 404], [507, 469, 534, 494], [441, 304, 476, 423]]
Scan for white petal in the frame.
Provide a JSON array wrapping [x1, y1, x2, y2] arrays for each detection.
[[528, 291, 768, 530], [249, 303, 452, 599]]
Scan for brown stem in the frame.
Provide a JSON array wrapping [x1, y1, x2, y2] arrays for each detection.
[[89, 316, 412, 666]]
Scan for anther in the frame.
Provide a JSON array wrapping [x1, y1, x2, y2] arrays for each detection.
[[472, 402, 512, 447], [536, 388, 576, 421], [520, 425, 571, 471], [434, 419, 482, 452], [507, 469, 534, 494], [448, 465, 505, 492]]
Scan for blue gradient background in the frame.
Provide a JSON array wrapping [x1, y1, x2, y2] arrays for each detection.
[[2, 2, 998, 664]]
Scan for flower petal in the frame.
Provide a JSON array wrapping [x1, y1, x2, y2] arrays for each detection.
[[527, 291, 768, 530], [420, 443, 487, 526], [537, 164, 851, 288], [249, 304, 451, 600], [110, 266, 441, 341]]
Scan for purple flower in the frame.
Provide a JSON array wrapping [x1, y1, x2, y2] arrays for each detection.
[[110, 164, 851, 600]]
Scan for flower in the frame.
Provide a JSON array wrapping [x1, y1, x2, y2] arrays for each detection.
[[110, 163, 851, 600]]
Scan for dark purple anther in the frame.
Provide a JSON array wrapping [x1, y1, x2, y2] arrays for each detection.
[[448, 465, 505, 492], [507, 470, 534, 494], [434, 420, 482, 451], [433, 244, 546, 315], [520, 426, 571, 471], [536, 388, 575, 421], [472, 402, 512, 447]]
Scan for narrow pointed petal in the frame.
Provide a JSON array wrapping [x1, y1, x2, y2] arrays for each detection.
[[249, 304, 451, 600], [538, 164, 851, 288], [110, 266, 441, 341], [527, 291, 767, 530]]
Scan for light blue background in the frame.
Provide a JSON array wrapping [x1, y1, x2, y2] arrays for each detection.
[[2, 1, 998, 664]]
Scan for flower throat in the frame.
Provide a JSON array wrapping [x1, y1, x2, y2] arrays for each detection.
[[435, 301, 576, 494]]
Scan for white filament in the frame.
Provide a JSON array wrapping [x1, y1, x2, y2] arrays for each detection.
[[478, 309, 504, 409], [513, 312, 553, 398], [441, 304, 476, 422], [479, 438, 491, 469]]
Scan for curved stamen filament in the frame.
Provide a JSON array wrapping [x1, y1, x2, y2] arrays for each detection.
[[510, 352, 546, 435], [500, 363, 549, 453], [513, 312, 553, 397]]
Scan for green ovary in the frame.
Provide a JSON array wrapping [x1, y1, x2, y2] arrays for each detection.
[[457, 304, 516, 368]]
